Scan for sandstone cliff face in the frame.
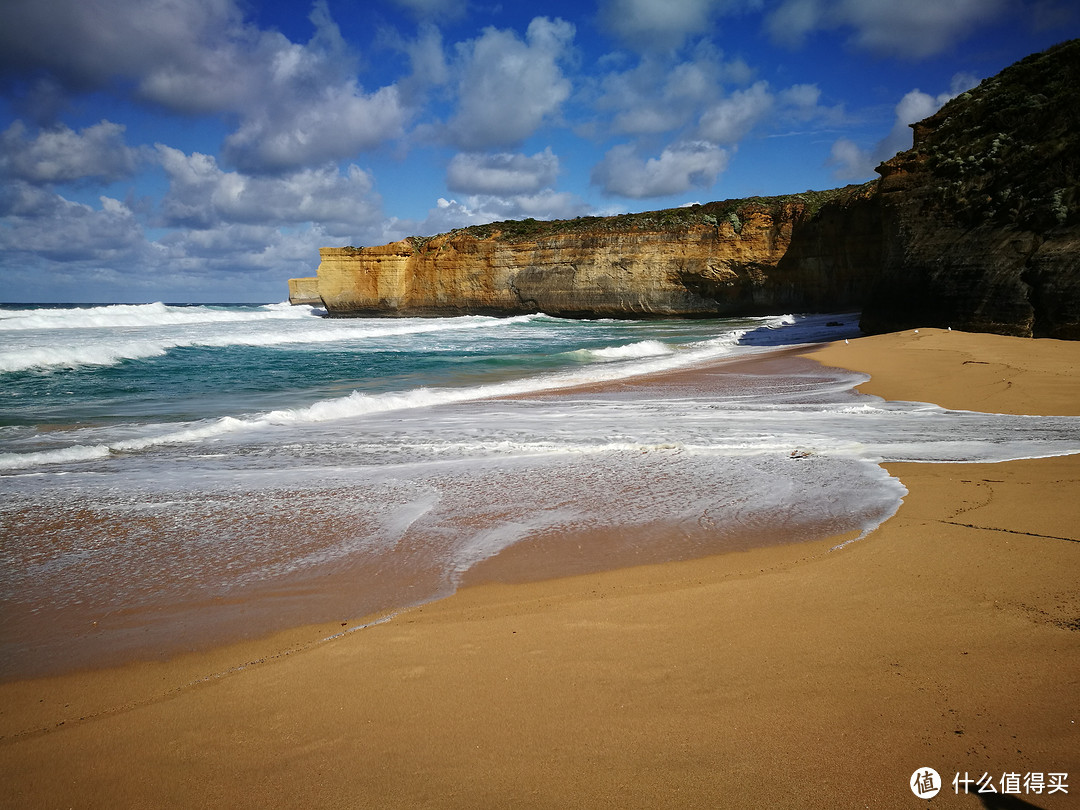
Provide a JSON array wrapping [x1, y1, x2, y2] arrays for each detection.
[[297, 193, 872, 319]]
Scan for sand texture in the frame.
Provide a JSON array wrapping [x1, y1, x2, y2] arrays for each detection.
[[2, 328, 1078, 808]]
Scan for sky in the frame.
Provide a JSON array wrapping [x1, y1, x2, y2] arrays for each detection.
[[1, 0, 1077, 303]]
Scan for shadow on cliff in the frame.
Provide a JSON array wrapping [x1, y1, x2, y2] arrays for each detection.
[[736, 313, 863, 348]]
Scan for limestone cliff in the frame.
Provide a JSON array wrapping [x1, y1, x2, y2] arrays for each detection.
[[295, 188, 873, 319], [290, 40, 1079, 337]]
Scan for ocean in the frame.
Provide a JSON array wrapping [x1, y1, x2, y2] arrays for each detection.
[[3, 302, 1079, 678]]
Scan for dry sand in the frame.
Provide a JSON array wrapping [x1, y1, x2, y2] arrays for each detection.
[[2, 327, 1078, 808]]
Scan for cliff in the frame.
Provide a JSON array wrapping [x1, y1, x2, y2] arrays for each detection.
[[296, 188, 875, 319], [290, 40, 1080, 337], [862, 39, 1080, 338]]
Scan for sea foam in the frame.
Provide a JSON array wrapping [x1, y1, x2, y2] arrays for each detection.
[[0, 306, 543, 373]]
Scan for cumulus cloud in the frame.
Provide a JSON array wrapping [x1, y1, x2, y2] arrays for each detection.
[[765, 0, 821, 49], [587, 69, 832, 200], [696, 80, 833, 144], [222, 83, 406, 173], [155, 145, 384, 229], [0, 0, 254, 104], [0, 176, 377, 302], [0, 0, 406, 173], [778, 83, 823, 116], [403, 24, 451, 90], [447, 17, 575, 150], [767, 0, 1009, 58], [0, 183, 147, 262], [828, 77, 978, 179], [597, 0, 755, 51], [590, 46, 753, 137], [446, 148, 560, 195], [0, 120, 140, 185], [697, 81, 775, 144], [826, 138, 875, 181], [591, 141, 729, 198]]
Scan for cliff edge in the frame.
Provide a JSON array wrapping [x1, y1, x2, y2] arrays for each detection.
[[290, 40, 1079, 337]]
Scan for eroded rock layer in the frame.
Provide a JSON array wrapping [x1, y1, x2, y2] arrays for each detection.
[[298, 189, 874, 320]]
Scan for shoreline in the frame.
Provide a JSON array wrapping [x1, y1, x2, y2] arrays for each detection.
[[2, 328, 1079, 808], [0, 344, 878, 683]]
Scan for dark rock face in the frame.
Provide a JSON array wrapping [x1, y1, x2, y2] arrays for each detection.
[[860, 39, 1080, 338]]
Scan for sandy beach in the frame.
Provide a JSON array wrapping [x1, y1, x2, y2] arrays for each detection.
[[2, 327, 1078, 808]]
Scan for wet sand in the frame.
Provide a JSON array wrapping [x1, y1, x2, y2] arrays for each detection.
[[2, 328, 1079, 808], [0, 347, 875, 682]]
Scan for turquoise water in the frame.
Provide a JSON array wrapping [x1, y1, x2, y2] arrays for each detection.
[[2, 303, 1079, 677]]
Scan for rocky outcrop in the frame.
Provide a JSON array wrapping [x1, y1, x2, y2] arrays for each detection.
[[861, 39, 1080, 338], [291, 40, 1080, 337], [288, 276, 321, 306]]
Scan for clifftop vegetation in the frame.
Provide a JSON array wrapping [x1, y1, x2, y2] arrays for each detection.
[[404, 184, 874, 249], [917, 39, 1079, 230]]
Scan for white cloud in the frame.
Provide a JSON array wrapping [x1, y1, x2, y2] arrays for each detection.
[[0, 0, 254, 106], [404, 24, 451, 89], [826, 137, 875, 181], [0, 0, 406, 173], [0, 175, 374, 302], [778, 83, 823, 115], [446, 148, 560, 195], [0, 120, 140, 184], [767, 0, 1009, 58], [156, 145, 384, 229], [591, 141, 729, 198], [412, 197, 487, 234], [839, 0, 1008, 58], [447, 17, 575, 150], [222, 83, 406, 173], [597, 0, 757, 51], [766, 0, 826, 48], [697, 81, 775, 143], [591, 46, 751, 137], [0, 183, 147, 262]]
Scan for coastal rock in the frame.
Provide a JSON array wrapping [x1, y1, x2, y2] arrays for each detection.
[[288, 276, 321, 306], [290, 40, 1080, 337], [296, 192, 873, 319], [861, 39, 1080, 338]]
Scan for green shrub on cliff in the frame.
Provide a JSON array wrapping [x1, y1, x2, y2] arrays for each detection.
[[921, 39, 1080, 231]]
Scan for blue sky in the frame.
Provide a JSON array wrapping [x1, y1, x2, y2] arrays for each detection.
[[1, 0, 1076, 303]]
